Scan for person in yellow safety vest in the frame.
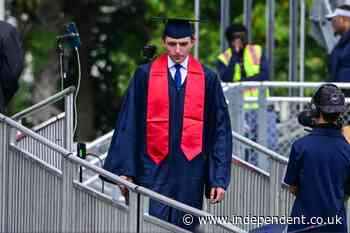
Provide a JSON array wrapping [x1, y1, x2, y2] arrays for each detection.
[[216, 24, 275, 167], [216, 24, 269, 110]]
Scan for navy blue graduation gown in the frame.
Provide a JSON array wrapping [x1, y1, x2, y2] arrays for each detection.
[[103, 62, 232, 231]]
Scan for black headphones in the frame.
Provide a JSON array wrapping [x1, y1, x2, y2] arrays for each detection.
[[309, 84, 344, 117]]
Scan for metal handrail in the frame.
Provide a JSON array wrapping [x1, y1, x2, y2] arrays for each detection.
[[136, 186, 246, 233], [232, 130, 288, 164], [244, 96, 350, 103], [12, 86, 75, 120], [232, 155, 270, 177], [0, 113, 246, 233], [83, 129, 285, 190], [86, 131, 114, 151], [222, 81, 350, 89], [0, 114, 136, 190]]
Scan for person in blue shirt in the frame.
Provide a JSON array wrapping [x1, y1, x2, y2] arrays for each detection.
[[327, 5, 350, 96], [102, 18, 232, 231], [284, 84, 350, 232]]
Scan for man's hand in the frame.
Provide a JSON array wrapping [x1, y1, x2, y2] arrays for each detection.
[[232, 39, 243, 54], [118, 175, 133, 198], [210, 187, 225, 204], [288, 185, 298, 196]]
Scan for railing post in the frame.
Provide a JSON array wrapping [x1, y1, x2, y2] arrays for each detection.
[[0, 116, 9, 233], [258, 86, 268, 146], [62, 90, 75, 233], [128, 191, 139, 232], [237, 86, 245, 136], [61, 156, 77, 232], [258, 86, 268, 168], [237, 86, 245, 157], [228, 87, 239, 156], [138, 195, 149, 233], [64, 91, 74, 151], [269, 159, 280, 216]]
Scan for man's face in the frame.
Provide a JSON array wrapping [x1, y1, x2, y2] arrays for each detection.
[[331, 16, 344, 35], [229, 32, 246, 52], [163, 36, 194, 63]]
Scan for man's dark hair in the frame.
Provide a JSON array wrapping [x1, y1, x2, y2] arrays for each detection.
[[162, 35, 195, 40], [225, 24, 247, 42], [322, 112, 341, 123]]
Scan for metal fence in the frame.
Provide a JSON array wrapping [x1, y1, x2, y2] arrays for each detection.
[[0, 113, 245, 233], [205, 131, 291, 232], [72, 81, 350, 232], [10, 87, 75, 170], [80, 130, 294, 232], [205, 130, 350, 232], [223, 81, 350, 170]]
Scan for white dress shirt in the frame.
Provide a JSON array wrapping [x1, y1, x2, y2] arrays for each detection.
[[168, 56, 188, 85]]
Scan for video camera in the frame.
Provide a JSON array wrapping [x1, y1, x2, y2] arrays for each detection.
[[142, 45, 157, 64], [298, 109, 317, 128], [297, 107, 344, 129]]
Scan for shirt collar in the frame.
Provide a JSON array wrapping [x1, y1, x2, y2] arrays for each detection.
[[338, 29, 350, 46], [311, 125, 344, 138], [167, 55, 188, 70]]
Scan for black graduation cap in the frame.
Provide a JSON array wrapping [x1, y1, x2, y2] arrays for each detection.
[[153, 17, 201, 38]]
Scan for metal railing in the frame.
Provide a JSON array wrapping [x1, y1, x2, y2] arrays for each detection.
[[11, 87, 75, 170], [223, 81, 350, 165], [71, 81, 350, 232], [75, 129, 292, 232], [205, 131, 289, 232], [0, 113, 245, 233], [206, 129, 350, 231]]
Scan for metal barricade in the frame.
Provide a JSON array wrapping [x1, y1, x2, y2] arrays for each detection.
[[11, 87, 75, 170], [224, 81, 350, 162], [0, 114, 245, 233], [209, 130, 350, 232], [74, 81, 350, 232]]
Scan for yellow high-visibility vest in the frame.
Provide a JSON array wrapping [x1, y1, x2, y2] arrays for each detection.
[[218, 45, 267, 109]]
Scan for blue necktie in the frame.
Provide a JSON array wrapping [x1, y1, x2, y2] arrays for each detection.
[[174, 64, 182, 89]]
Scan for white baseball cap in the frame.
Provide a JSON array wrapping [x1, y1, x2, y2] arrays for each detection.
[[326, 7, 350, 20]]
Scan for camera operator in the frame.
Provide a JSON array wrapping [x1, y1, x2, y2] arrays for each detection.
[[286, 84, 350, 232]]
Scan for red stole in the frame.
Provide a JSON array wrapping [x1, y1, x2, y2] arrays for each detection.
[[146, 54, 205, 165]]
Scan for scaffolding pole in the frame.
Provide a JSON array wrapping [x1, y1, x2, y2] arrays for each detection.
[[289, 0, 298, 95], [220, 0, 230, 51], [194, 0, 200, 58], [300, 0, 306, 97], [266, 0, 275, 81], [244, 0, 253, 43]]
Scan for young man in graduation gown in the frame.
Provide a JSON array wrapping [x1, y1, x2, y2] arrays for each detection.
[[103, 18, 232, 231]]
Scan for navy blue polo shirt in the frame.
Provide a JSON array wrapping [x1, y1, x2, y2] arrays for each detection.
[[284, 124, 350, 232]]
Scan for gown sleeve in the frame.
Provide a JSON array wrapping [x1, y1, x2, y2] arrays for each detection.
[[0, 23, 24, 104], [102, 66, 146, 180], [208, 75, 233, 190]]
